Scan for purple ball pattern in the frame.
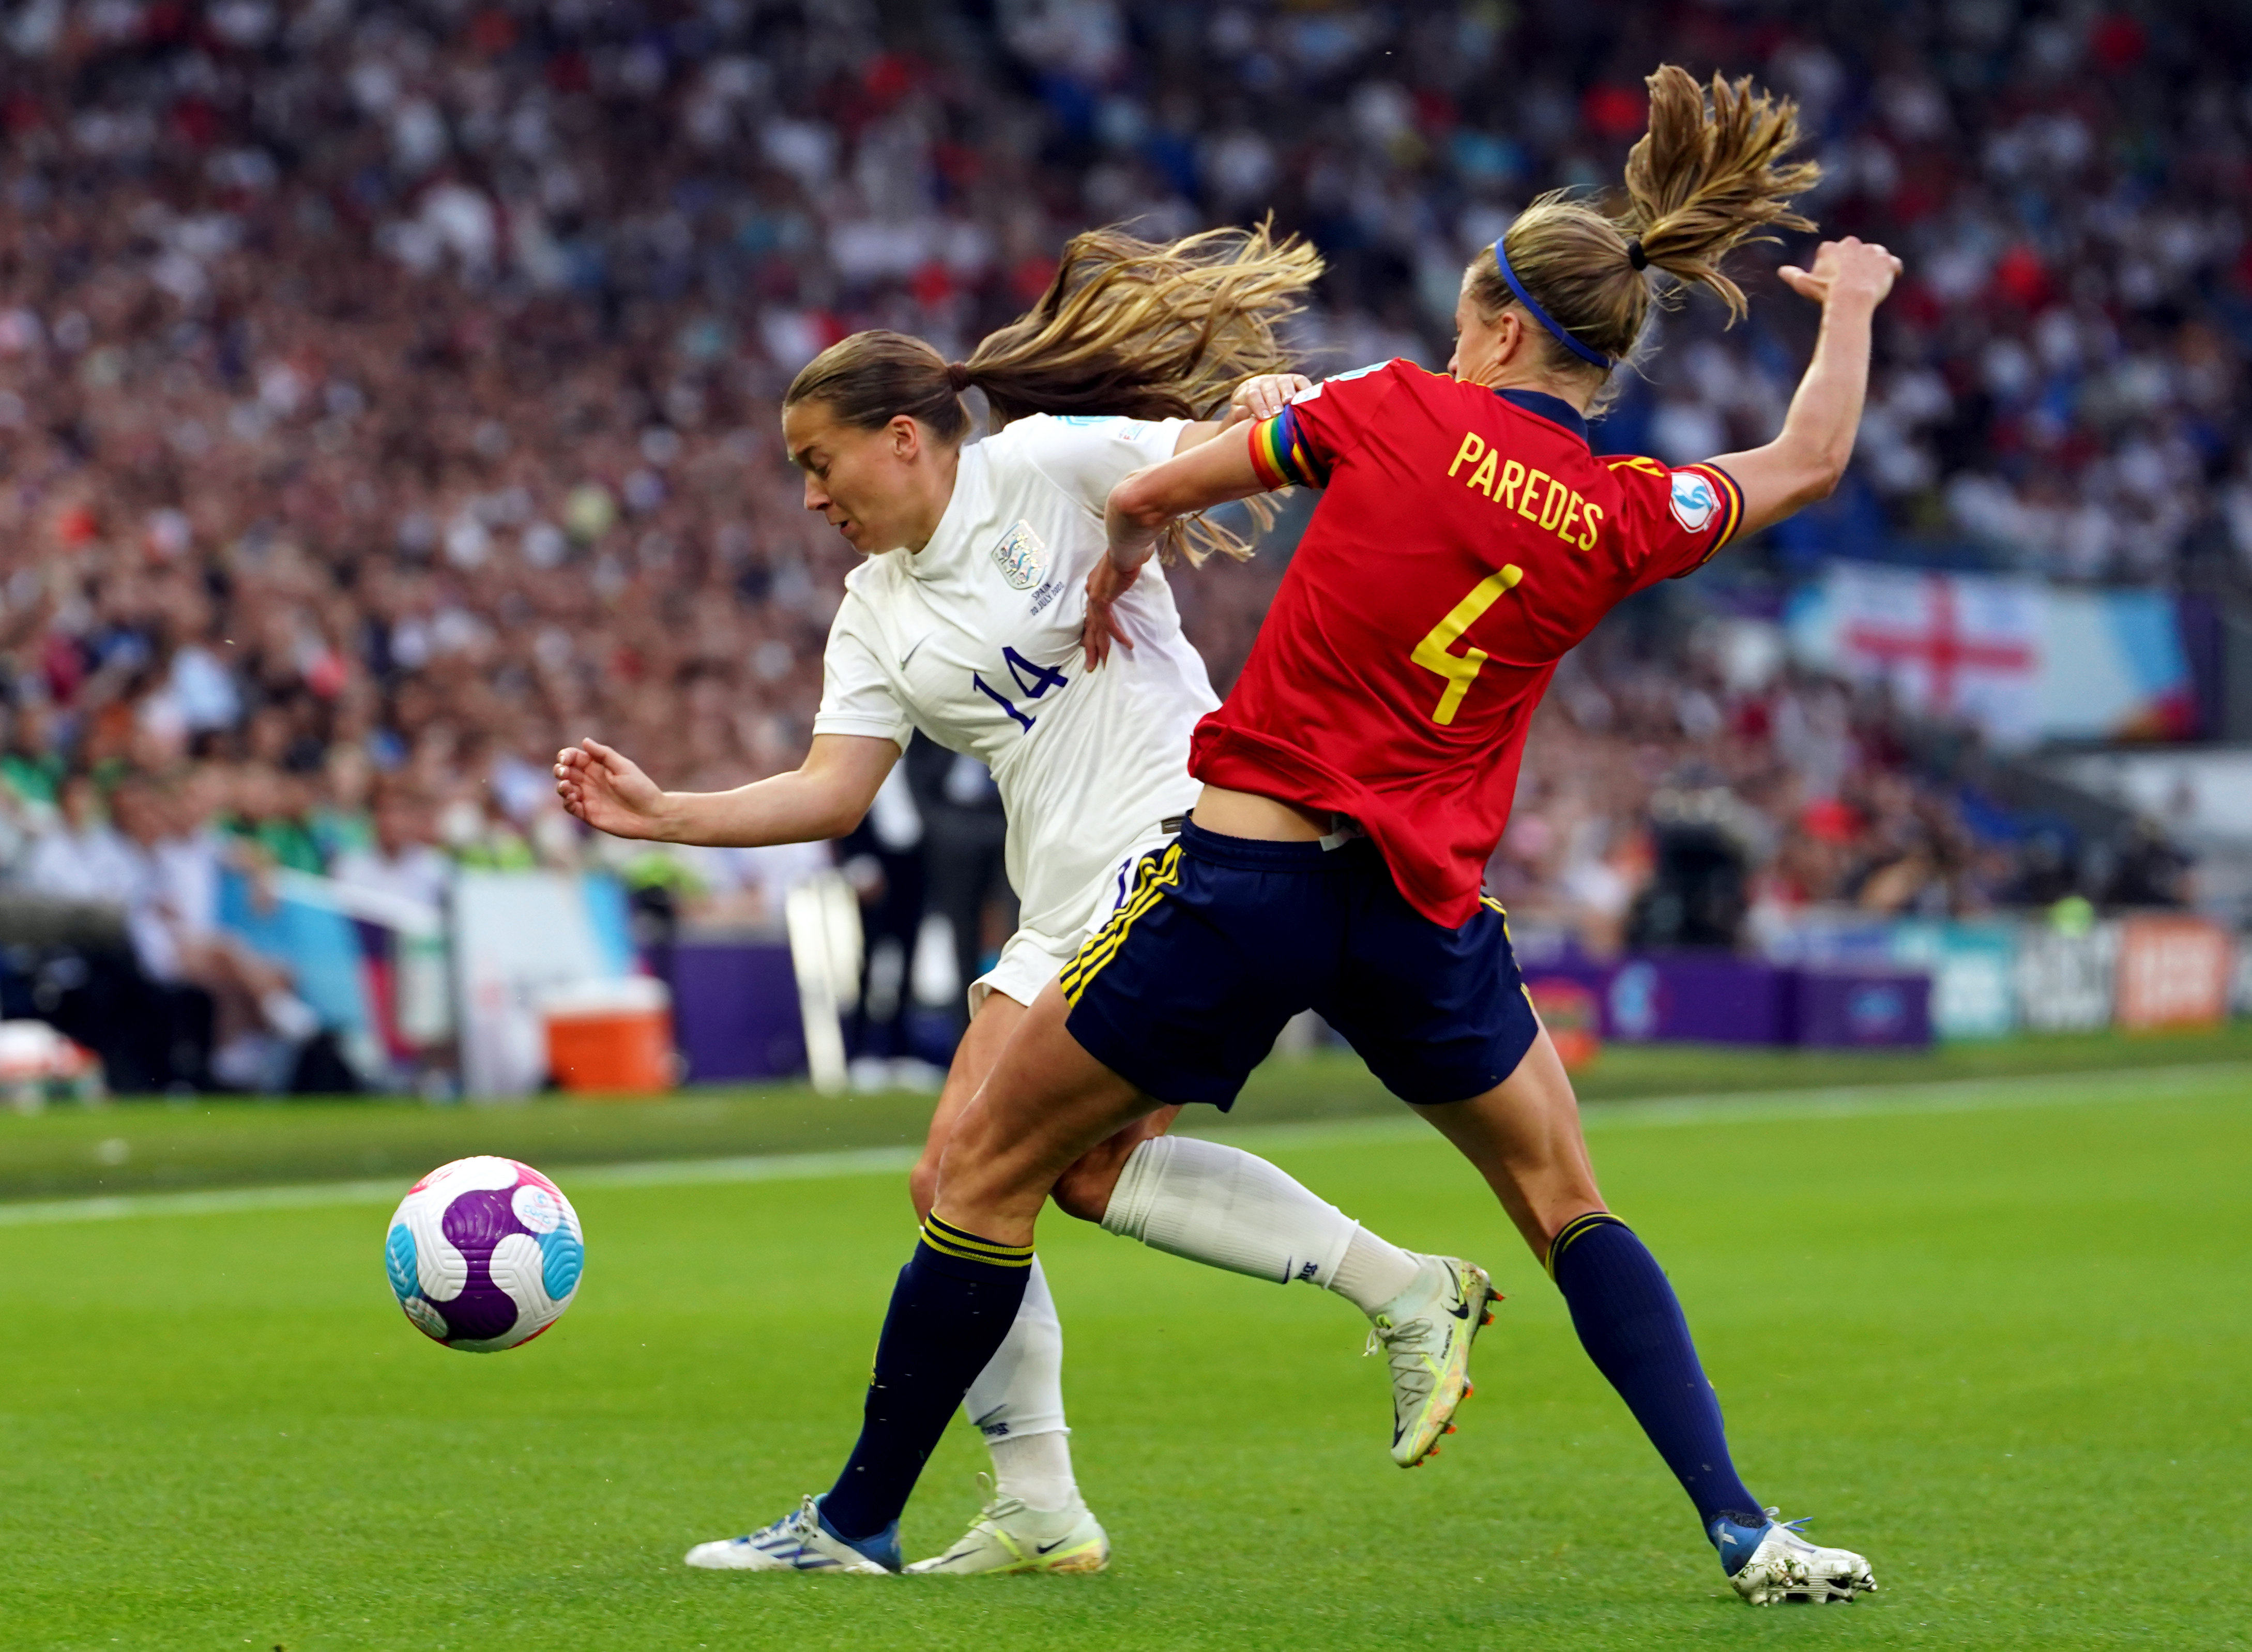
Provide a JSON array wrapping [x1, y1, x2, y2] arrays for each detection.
[[385, 1157, 584, 1353]]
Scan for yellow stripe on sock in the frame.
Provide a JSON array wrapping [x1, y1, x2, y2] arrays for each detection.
[[920, 1219, 1034, 1266], [1545, 1211, 1623, 1278], [923, 1217, 1033, 1257], [920, 1227, 1034, 1267]]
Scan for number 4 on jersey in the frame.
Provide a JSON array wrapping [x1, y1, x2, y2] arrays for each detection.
[[973, 646, 1070, 733], [1411, 564, 1523, 726]]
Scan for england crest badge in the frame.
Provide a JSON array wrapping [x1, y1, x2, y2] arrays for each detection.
[[992, 520, 1047, 591]]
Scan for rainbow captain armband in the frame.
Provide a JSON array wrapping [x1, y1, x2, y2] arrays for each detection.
[[1248, 406, 1328, 490]]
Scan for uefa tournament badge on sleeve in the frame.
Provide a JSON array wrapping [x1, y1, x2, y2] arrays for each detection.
[[1668, 470, 1721, 535]]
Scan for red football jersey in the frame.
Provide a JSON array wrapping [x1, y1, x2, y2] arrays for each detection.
[[1192, 358, 1745, 927]]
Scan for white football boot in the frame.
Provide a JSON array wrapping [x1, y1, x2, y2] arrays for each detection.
[[1713, 1509, 1877, 1604], [903, 1481, 1110, 1575], [1364, 1255, 1499, 1467], [683, 1494, 899, 1574]]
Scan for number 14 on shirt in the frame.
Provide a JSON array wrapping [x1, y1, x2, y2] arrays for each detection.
[[974, 647, 1070, 733]]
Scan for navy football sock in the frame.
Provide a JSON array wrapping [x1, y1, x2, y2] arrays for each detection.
[[821, 1215, 1033, 1542], [1548, 1213, 1763, 1534]]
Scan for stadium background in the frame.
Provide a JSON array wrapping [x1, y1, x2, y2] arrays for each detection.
[[3, 0, 2252, 1093]]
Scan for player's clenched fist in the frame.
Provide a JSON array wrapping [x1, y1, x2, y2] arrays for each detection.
[[554, 737, 671, 840]]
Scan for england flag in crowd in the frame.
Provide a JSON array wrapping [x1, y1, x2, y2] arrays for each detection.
[[1789, 564, 2043, 746]]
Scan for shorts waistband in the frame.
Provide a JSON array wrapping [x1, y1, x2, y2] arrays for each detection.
[[1177, 814, 1377, 871]]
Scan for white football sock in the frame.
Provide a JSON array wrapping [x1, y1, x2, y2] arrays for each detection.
[[962, 1257, 1077, 1511], [1329, 1226, 1424, 1314], [987, 1430, 1077, 1514], [1100, 1135, 1417, 1311]]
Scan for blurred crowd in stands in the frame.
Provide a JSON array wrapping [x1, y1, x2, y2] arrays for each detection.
[[0, 1, 2234, 1088]]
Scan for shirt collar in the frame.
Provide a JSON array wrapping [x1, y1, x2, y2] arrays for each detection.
[[1493, 387, 1588, 446]]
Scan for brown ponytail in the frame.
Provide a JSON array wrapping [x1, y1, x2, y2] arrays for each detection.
[[1465, 65, 1820, 406], [785, 221, 1322, 562]]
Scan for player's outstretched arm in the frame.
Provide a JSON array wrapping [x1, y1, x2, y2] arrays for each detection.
[[1706, 236, 1903, 540], [553, 732, 897, 847]]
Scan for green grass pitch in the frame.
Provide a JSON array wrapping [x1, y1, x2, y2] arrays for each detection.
[[4, 1068, 2248, 1650]]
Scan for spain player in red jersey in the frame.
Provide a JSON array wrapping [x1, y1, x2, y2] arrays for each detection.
[[741, 68, 1900, 1603]]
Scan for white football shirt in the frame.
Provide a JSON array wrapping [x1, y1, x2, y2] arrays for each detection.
[[812, 414, 1219, 943]]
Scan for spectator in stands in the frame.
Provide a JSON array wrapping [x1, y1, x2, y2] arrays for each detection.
[[329, 774, 450, 916], [0, 1, 2235, 1085], [23, 774, 137, 907]]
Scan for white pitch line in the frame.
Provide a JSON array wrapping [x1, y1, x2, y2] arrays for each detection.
[[0, 1061, 2243, 1230], [1185, 1059, 2252, 1151], [0, 1146, 921, 1229]]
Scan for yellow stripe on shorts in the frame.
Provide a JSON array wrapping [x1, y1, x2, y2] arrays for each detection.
[[1058, 843, 1183, 1006]]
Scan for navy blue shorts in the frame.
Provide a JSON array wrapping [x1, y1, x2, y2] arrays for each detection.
[[1059, 819, 1540, 1111]]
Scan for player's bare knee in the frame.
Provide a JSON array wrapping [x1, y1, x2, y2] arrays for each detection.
[[1049, 1155, 1116, 1223]]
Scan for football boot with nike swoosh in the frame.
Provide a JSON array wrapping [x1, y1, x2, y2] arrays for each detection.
[[902, 1479, 1110, 1575], [1365, 1255, 1499, 1467]]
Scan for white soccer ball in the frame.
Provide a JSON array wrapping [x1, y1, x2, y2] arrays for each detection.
[[384, 1156, 585, 1352]]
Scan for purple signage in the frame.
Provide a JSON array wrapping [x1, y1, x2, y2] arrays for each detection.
[[669, 941, 807, 1082], [1523, 954, 1931, 1048]]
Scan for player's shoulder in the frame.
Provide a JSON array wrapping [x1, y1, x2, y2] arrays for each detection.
[[1295, 356, 1435, 405], [994, 412, 1167, 463], [1598, 453, 1744, 539], [837, 550, 904, 610]]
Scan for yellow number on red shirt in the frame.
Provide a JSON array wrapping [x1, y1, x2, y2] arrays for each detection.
[[1411, 564, 1522, 726]]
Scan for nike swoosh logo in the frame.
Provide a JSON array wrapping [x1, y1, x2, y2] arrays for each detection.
[[899, 636, 929, 668], [1036, 1537, 1078, 1554], [1447, 1297, 1472, 1320]]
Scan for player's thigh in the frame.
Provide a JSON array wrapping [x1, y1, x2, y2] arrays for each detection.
[[911, 989, 1026, 1221], [1414, 1029, 1605, 1261], [935, 978, 1158, 1244]]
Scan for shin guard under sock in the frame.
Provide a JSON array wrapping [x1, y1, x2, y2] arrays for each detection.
[[823, 1215, 1032, 1542], [1548, 1212, 1762, 1532]]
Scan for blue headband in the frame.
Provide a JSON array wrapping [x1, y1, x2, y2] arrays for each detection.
[[1491, 238, 1609, 369]]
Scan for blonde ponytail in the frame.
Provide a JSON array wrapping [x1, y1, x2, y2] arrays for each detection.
[[788, 221, 1322, 563], [1619, 66, 1822, 321], [1464, 65, 1821, 403]]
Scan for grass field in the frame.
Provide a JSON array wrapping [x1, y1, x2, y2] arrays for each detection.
[[4, 1060, 2250, 1650]]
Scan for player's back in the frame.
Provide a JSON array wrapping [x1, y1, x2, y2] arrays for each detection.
[[1194, 359, 1744, 927]]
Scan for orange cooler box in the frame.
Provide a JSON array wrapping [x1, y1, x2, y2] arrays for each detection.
[[542, 976, 676, 1096]]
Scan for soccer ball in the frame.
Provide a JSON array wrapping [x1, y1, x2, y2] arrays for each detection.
[[385, 1156, 585, 1352]]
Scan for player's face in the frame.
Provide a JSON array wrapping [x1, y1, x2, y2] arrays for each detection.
[[782, 401, 929, 554]]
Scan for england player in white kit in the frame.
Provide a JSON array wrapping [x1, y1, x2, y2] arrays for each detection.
[[558, 230, 1498, 1576], [812, 410, 1212, 1014]]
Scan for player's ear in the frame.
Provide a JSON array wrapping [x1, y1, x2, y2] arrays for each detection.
[[889, 414, 920, 463], [1493, 308, 1524, 368]]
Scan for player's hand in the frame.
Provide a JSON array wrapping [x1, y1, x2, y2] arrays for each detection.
[[1225, 372, 1313, 426], [1779, 237, 1902, 312], [1082, 555, 1141, 670], [554, 737, 671, 840]]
